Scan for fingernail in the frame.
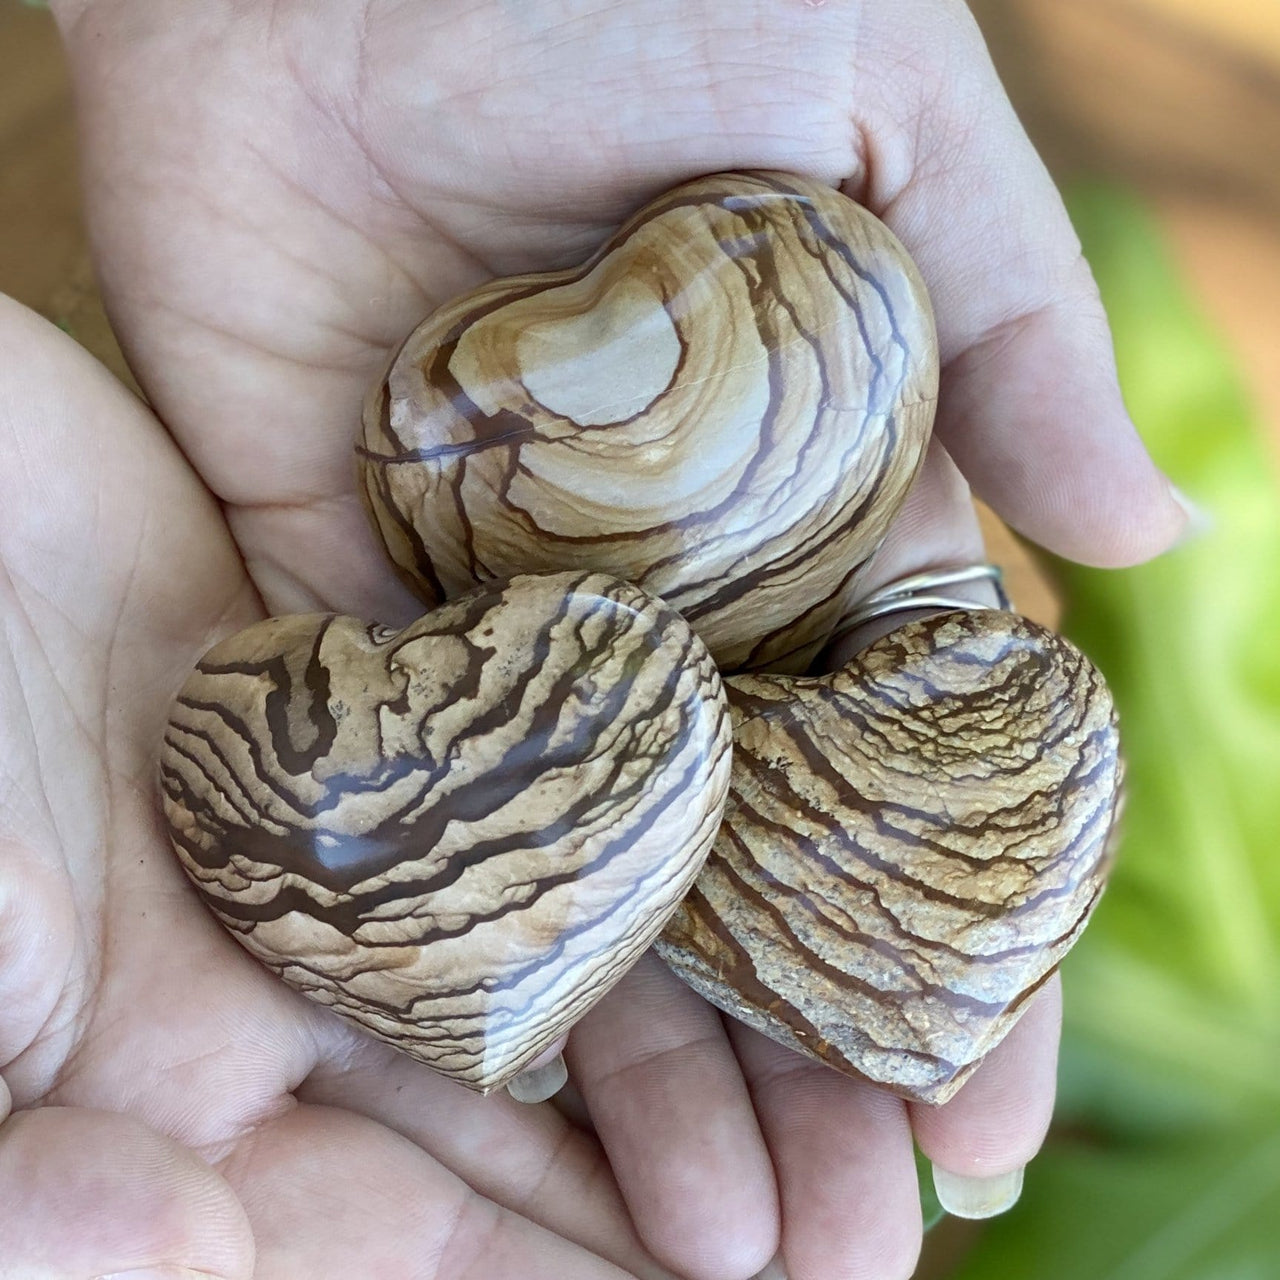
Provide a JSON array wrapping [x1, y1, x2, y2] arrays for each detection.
[[506, 1053, 568, 1104], [1169, 484, 1214, 547], [931, 1164, 1025, 1219], [752, 1256, 789, 1280]]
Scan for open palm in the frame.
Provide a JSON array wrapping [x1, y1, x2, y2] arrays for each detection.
[[0, 297, 684, 1279], [4, 1, 1184, 1276]]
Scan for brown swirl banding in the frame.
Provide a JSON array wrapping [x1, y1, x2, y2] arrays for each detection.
[[160, 571, 733, 1092], [656, 610, 1122, 1105], [359, 171, 936, 672]]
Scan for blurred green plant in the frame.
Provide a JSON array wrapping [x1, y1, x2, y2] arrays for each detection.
[[949, 186, 1280, 1276]]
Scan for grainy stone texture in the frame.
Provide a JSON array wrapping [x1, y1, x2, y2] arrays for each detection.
[[160, 571, 733, 1092], [156, 162, 1126, 1102], [359, 171, 937, 673], [657, 608, 1122, 1105]]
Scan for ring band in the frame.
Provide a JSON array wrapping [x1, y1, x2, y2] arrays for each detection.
[[830, 564, 1009, 644]]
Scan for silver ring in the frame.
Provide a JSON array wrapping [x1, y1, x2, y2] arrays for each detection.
[[830, 564, 1009, 645]]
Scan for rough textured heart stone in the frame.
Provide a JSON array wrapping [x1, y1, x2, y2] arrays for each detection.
[[656, 609, 1122, 1105], [360, 170, 937, 673], [160, 571, 732, 1092]]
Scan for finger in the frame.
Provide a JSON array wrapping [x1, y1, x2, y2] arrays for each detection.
[[224, 1102, 640, 1280], [506, 1043, 571, 1105], [0, 1105, 254, 1279], [297, 1038, 669, 1280], [828, 436, 994, 668], [857, 437, 989, 592], [730, 1024, 921, 1280], [852, 2, 1188, 567], [910, 975, 1062, 1219], [567, 952, 779, 1280]]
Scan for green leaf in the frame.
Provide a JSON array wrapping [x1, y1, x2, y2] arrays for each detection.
[[949, 1130, 1280, 1280], [948, 185, 1280, 1276], [1050, 185, 1280, 1132]]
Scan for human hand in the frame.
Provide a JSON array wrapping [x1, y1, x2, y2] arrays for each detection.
[[0, 290, 1056, 1280], [0, 295, 704, 1279], [47, 0, 1188, 617], [23, 2, 1180, 1275]]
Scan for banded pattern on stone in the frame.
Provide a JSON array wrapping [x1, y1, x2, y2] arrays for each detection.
[[359, 171, 936, 673], [160, 571, 733, 1092], [656, 609, 1122, 1105]]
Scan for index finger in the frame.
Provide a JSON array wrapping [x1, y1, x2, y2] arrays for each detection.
[[852, 1, 1189, 568]]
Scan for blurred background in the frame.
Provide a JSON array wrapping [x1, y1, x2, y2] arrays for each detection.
[[3, 1, 1277, 1276]]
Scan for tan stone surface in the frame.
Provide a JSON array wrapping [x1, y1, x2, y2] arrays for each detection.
[[659, 609, 1121, 1104], [363, 172, 937, 673], [161, 572, 732, 1092]]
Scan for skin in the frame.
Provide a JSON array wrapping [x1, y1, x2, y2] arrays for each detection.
[[2, 2, 1183, 1276]]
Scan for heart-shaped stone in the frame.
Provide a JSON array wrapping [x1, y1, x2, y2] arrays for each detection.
[[360, 171, 937, 673], [160, 571, 732, 1092], [656, 609, 1122, 1105]]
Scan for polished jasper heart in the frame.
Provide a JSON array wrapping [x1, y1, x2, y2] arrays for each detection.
[[656, 609, 1122, 1105], [360, 171, 937, 674], [160, 571, 732, 1092]]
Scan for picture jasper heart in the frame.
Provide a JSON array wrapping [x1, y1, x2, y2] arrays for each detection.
[[160, 571, 732, 1092], [360, 170, 937, 674], [656, 608, 1122, 1105]]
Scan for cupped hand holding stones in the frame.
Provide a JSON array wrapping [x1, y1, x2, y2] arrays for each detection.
[[13, 0, 1184, 1256], [0, 297, 714, 1280], [40, 2, 1192, 1269], [159, 174, 1118, 1265]]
